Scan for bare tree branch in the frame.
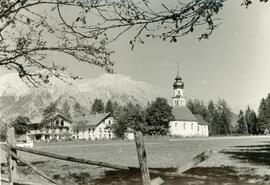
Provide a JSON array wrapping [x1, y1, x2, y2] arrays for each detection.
[[0, 0, 268, 85]]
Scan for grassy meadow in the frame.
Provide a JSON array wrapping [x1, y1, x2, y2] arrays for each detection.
[[1, 136, 270, 184]]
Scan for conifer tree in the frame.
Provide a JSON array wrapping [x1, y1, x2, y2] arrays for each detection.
[[257, 94, 270, 133], [206, 100, 217, 135], [237, 110, 248, 134], [105, 100, 114, 113], [215, 99, 233, 135], [41, 102, 57, 128], [245, 106, 258, 134], [91, 99, 105, 114]]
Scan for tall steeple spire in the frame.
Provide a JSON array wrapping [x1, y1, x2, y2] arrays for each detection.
[[175, 62, 182, 81], [172, 63, 186, 107]]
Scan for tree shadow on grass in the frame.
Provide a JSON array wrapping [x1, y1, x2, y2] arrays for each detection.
[[90, 166, 263, 185], [223, 143, 270, 165]]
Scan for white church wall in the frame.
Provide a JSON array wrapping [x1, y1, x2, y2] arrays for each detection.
[[169, 121, 199, 137], [170, 121, 209, 137]]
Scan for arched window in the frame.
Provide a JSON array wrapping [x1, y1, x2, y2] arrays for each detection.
[[191, 123, 193, 130], [175, 122, 177, 127], [183, 123, 186, 130]]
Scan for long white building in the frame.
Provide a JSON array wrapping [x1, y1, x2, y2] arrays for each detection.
[[72, 113, 115, 140], [169, 68, 209, 137]]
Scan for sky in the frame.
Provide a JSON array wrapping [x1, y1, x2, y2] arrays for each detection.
[[0, 0, 270, 113]]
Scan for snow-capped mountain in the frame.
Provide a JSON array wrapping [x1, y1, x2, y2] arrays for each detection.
[[0, 73, 170, 119]]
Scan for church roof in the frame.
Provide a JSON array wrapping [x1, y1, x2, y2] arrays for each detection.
[[194, 114, 209, 125], [172, 107, 197, 122]]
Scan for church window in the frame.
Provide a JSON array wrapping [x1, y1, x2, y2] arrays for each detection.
[[175, 123, 177, 127], [198, 126, 199, 132], [191, 123, 193, 130], [183, 123, 186, 130]]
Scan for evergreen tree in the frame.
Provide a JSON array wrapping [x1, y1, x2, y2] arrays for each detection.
[[215, 99, 233, 135], [257, 94, 270, 133], [91, 99, 105, 114], [248, 110, 258, 134], [145, 97, 174, 135], [105, 100, 114, 113], [112, 105, 128, 138], [237, 110, 248, 134], [187, 99, 208, 119], [112, 101, 119, 111], [206, 100, 217, 135], [245, 106, 258, 134], [41, 102, 57, 128]]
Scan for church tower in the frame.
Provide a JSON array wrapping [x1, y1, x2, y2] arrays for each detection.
[[172, 64, 186, 107]]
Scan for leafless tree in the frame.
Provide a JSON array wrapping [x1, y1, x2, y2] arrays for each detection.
[[0, 0, 267, 85]]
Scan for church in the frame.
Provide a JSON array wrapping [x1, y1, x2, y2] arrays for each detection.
[[169, 69, 209, 137]]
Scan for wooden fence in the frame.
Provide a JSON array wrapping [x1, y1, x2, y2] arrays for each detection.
[[0, 127, 214, 185]]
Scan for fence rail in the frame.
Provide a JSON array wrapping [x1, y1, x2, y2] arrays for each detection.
[[0, 127, 215, 185]]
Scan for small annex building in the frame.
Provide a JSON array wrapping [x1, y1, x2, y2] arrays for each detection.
[[72, 113, 115, 140], [169, 67, 209, 137]]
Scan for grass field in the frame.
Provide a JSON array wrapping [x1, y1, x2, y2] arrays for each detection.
[[2, 136, 270, 184]]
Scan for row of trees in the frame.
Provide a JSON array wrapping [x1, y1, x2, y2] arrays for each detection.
[[186, 99, 233, 135], [91, 99, 115, 114], [2, 93, 269, 141], [237, 93, 270, 135], [186, 97, 270, 136], [112, 98, 174, 138]]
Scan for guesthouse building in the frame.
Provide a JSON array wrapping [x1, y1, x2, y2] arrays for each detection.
[[72, 113, 115, 140], [28, 111, 73, 141]]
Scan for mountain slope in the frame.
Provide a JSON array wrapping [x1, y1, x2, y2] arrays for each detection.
[[0, 73, 170, 119]]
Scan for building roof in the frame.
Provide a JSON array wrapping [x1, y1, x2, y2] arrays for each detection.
[[29, 110, 71, 124], [194, 114, 209, 125], [72, 113, 111, 127], [172, 106, 197, 122]]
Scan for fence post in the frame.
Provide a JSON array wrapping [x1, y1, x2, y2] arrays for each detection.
[[6, 127, 17, 184], [134, 131, 151, 185]]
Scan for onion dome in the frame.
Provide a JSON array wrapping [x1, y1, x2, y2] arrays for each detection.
[[173, 74, 184, 89]]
